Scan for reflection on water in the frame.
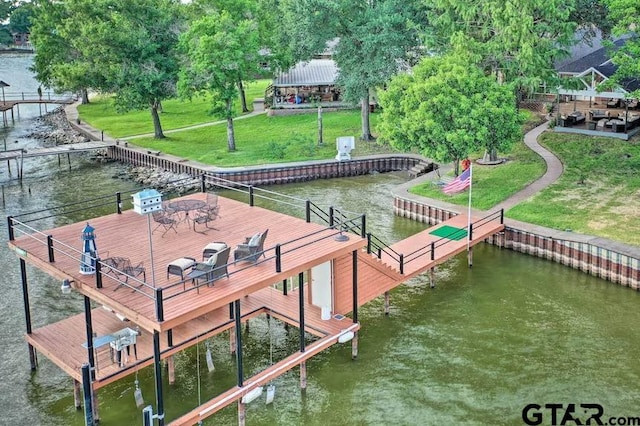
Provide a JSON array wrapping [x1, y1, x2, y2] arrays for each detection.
[[2, 56, 640, 426], [3, 171, 640, 426]]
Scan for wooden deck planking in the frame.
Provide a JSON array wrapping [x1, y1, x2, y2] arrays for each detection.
[[169, 322, 361, 426], [10, 194, 366, 333], [25, 282, 347, 389]]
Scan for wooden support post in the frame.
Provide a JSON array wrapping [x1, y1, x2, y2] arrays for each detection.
[[230, 329, 236, 355], [300, 361, 307, 390], [467, 246, 473, 267], [167, 356, 175, 385], [238, 400, 246, 426], [73, 379, 82, 410], [67, 153, 71, 170], [429, 267, 435, 288], [384, 291, 390, 315], [352, 332, 359, 360], [92, 386, 100, 423]]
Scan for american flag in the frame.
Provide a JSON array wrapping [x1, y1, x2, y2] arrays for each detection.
[[442, 167, 471, 194]]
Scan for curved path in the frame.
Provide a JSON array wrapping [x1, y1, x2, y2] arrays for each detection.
[[67, 100, 561, 209], [494, 120, 562, 211], [121, 109, 267, 140]]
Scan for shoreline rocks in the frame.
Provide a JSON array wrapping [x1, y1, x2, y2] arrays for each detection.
[[27, 107, 200, 191]]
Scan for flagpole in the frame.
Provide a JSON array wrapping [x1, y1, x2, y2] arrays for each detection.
[[467, 163, 472, 252]]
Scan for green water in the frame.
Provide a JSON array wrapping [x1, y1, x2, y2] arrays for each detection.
[[4, 171, 639, 426]]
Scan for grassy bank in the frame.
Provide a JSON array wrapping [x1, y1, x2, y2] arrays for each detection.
[[78, 79, 271, 138], [126, 111, 391, 166], [408, 139, 546, 210], [508, 133, 640, 245]]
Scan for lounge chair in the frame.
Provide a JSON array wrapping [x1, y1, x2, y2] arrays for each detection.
[[187, 246, 230, 287], [233, 229, 269, 263], [607, 98, 620, 108]]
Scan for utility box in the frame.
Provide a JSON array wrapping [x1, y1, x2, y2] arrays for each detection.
[[336, 136, 355, 161]]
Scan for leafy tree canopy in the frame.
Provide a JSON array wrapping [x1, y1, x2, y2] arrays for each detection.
[[178, 8, 261, 151], [606, 0, 640, 98], [8, 1, 33, 34], [276, 0, 428, 140], [378, 55, 522, 172], [430, 0, 577, 94]]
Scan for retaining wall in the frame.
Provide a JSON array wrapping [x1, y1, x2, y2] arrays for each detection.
[[106, 145, 426, 186], [393, 197, 640, 289]]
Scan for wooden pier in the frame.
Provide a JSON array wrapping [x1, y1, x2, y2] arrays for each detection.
[[7, 180, 504, 425], [0, 141, 114, 179], [1, 96, 74, 126]]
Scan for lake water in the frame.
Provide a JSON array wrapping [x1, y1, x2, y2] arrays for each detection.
[[1, 55, 640, 426]]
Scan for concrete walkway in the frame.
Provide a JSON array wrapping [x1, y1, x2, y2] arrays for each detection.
[[121, 109, 267, 140], [494, 120, 562, 211]]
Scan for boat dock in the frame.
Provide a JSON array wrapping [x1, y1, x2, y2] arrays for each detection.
[[7, 174, 504, 425], [0, 141, 114, 179]]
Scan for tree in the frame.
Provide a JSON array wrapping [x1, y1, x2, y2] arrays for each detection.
[[77, 0, 183, 138], [378, 55, 522, 174], [178, 9, 261, 151], [570, 0, 612, 42], [0, 0, 16, 45], [429, 0, 575, 160], [30, 0, 100, 104], [606, 0, 640, 98], [8, 2, 33, 34], [277, 0, 426, 141]]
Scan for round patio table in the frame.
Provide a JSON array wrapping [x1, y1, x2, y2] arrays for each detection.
[[167, 200, 207, 227]]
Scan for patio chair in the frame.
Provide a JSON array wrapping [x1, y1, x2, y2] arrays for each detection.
[[102, 257, 146, 291], [187, 246, 230, 287], [607, 98, 620, 108], [233, 229, 269, 263], [206, 192, 218, 207], [193, 204, 220, 232], [152, 210, 178, 237]]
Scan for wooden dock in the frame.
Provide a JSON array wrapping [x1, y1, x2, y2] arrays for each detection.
[[0, 141, 113, 161], [7, 188, 504, 425]]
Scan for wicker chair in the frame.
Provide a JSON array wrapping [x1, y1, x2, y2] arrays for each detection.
[[233, 229, 269, 263], [187, 247, 230, 287]]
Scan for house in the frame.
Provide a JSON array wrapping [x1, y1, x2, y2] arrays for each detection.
[[267, 58, 342, 109], [265, 39, 345, 110], [551, 35, 640, 140]]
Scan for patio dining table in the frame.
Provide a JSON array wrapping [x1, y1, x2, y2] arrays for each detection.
[[167, 199, 207, 227]]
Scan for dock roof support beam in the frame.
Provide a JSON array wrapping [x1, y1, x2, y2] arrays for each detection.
[[83, 295, 95, 378], [352, 250, 358, 324], [234, 299, 244, 387], [153, 330, 165, 426], [352, 249, 359, 359], [299, 272, 305, 353], [20, 258, 37, 370]]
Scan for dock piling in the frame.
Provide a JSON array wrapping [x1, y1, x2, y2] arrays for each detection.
[[300, 361, 307, 389], [73, 379, 82, 410], [352, 333, 359, 360]]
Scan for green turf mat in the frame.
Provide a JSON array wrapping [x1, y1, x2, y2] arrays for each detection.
[[429, 225, 468, 241]]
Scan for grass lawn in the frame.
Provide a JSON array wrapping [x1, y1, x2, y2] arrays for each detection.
[[126, 110, 394, 166], [408, 140, 545, 210], [409, 111, 546, 211], [78, 79, 271, 138], [507, 132, 640, 246]]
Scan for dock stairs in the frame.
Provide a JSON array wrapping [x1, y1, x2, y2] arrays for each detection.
[[409, 160, 433, 178]]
